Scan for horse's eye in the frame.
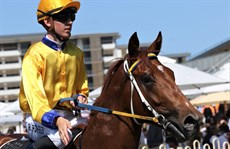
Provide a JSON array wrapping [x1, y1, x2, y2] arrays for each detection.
[[140, 75, 154, 86]]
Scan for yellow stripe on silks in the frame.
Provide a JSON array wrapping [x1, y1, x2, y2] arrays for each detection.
[[112, 110, 159, 123]]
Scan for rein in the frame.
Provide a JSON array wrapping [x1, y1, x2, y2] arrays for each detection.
[[58, 97, 158, 123]]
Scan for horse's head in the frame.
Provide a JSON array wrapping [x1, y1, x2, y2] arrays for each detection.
[[125, 31, 203, 142]]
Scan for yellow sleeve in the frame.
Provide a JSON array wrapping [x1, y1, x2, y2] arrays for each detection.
[[20, 50, 52, 123]]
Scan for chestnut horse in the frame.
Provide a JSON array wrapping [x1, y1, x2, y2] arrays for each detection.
[[0, 32, 203, 149]]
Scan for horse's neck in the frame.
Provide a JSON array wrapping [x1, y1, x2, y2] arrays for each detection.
[[96, 66, 131, 111], [82, 68, 143, 148]]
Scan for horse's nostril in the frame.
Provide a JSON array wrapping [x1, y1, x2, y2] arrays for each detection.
[[183, 115, 198, 132], [184, 115, 197, 124]]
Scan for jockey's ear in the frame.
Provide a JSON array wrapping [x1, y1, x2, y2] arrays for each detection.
[[128, 32, 139, 58], [147, 31, 162, 56]]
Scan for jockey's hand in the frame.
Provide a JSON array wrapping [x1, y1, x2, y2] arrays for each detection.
[[56, 117, 72, 146], [70, 95, 87, 109], [77, 95, 88, 104]]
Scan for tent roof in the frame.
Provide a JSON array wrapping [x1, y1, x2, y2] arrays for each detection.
[[190, 91, 230, 106], [158, 55, 176, 63], [0, 114, 23, 125], [89, 87, 102, 99], [213, 62, 230, 81], [182, 62, 230, 95], [0, 100, 21, 113], [164, 63, 228, 90]]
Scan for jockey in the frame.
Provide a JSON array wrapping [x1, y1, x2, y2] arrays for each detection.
[[19, 0, 89, 148]]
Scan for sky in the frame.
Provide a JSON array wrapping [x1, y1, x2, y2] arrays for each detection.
[[0, 0, 229, 57]]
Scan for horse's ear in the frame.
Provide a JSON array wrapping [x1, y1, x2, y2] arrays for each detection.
[[128, 32, 140, 57], [147, 31, 162, 56]]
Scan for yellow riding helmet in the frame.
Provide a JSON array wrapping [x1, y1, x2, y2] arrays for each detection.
[[37, 0, 80, 23]]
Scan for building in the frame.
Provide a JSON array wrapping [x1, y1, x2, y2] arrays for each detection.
[[163, 52, 191, 63], [183, 39, 230, 73], [0, 32, 120, 102], [1, 32, 229, 103]]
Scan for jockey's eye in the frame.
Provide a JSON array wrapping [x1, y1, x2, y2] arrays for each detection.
[[140, 75, 154, 86]]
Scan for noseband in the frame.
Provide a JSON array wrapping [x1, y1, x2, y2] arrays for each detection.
[[123, 53, 186, 140]]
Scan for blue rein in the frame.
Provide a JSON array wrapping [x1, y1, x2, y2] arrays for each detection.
[[58, 97, 112, 114]]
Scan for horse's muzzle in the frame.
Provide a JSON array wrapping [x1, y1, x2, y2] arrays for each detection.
[[164, 115, 202, 142], [180, 115, 202, 142]]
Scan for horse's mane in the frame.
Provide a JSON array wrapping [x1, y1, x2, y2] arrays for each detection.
[[91, 58, 126, 106], [101, 50, 152, 91], [101, 58, 125, 93], [100, 51, 147, 94]]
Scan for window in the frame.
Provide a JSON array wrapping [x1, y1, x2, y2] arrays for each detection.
[[8, 86, 20, 89], [82, 38, 90, 50], [85, 64, 92, 74], [87, 77, 93, 88], [1, 43, 17, 51], [21, 42, 31, 55], [6, 73, 19, 76], [84, 51, 91, 62], [101, 37, 113, 44]]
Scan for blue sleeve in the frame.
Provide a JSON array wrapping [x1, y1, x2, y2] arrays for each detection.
[[41, 110, 61, 129]]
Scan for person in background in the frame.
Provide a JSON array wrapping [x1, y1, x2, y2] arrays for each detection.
[[203, 106, 216, 123], [226, 108, 230, 130], [202, 124, 218, 149], [146, 124, 164, 149], [216, 104, 225, 122], [19, 0, 89, 148], [6, 126, 16, 135], [217, 122, 229, 148]]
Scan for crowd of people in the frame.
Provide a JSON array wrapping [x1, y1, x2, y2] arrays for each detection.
[[199, 104, 230, 148], [139, 104, 230, 149]]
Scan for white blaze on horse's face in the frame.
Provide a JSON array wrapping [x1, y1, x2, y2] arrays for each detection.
[[157, 65, 164, 72]]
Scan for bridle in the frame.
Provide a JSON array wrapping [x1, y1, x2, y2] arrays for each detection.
[[124, 53, 162, 125], [123, 53, 186, 139], [58, 53, 186, 140]]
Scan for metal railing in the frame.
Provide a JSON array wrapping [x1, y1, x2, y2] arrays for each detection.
[[157, 138, 229, 149]]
